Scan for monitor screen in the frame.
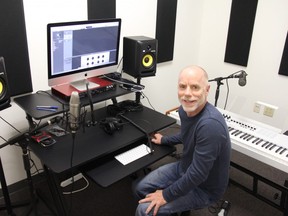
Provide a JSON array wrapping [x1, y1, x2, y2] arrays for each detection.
[[47, 18, 121, 90]]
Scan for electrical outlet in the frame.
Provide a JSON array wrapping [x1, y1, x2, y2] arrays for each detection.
[[263, 106, 275, 117], [253, 102, 261, 113]]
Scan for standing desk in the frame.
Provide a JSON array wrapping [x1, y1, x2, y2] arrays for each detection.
[[14, 86, 176, 215]]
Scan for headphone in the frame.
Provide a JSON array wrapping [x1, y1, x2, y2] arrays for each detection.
[[99, 117, 124, 135]]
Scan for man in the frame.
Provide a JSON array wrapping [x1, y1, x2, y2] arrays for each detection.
[[134, 65, 231, 216]]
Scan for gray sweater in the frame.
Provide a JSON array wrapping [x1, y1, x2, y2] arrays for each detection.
[[162, 103, 231, 202]]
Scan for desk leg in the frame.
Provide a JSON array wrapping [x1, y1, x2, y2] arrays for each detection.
[[43, 165, 68, 216]]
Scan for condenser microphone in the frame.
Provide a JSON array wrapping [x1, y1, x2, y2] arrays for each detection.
[[229, 70, 247, 87], [238, 71, 247, 87], [69, 91, 80, 133]]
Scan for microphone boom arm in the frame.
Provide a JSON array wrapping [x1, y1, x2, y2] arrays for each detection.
[[209, 70, 246, 107]]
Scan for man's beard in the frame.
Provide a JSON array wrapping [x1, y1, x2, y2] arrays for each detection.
[[179, 96, 206, 115]]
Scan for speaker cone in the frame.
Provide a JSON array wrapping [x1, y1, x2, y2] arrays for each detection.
[[142, 54, 154, 68], [0, 78, 6, 99]]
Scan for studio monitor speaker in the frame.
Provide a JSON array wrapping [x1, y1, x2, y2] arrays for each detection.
[[123, 36, 158, 78], [0, 57, 11, 111]]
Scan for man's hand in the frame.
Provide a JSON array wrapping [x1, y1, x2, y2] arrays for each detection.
[[151, 133, 163, 145], [139, 190, 167, 216]]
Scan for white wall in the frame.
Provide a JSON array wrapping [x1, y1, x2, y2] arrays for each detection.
[[199, 0, 288, 130], [1, 0, 288, 186]]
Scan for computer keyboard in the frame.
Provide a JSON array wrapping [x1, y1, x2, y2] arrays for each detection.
[[115, 144, 152, 165]]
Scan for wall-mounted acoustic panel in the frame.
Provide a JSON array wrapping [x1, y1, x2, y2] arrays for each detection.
[[278, 32, 288, 76], [0, 0, 32, 96], [224, 0, 258, 66], [87, 0, 116, 19], [155, 0, 177, 63]]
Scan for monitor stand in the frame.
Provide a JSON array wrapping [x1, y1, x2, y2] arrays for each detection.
[[70, 79, 99, 91]]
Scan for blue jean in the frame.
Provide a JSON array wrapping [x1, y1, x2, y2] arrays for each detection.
[[133, 162, 213, 216]]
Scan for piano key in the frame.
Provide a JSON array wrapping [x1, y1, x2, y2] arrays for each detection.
[[235, 131, 242, 136], [252, 138, 259, 143], [246, 136, 254, 141], [231, 130, 239, 135], [280, 148, 287, 155], [269, 144, 277, 151], [276, 147, 283, 153], [261, 141, 269, 148], [256, 139, 263, 145], [265, 143, 273, 149]]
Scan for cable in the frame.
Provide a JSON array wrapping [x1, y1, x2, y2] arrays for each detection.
[[140, 92, 155, 110], [0, 116, 22, 133], [0, 136, 7, 142], [118, 114, 154, 154], [224, 79, 230, 110], [36, 90, 67, 106], [117, 56, 123, 72], [62, 175, 90, 195]]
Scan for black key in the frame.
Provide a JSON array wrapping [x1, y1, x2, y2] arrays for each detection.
[[256, 139, 263, 145], [228, 127, 234, 132], [269, 144, 277, 151], [261, 141, 269, 148], [265, 143, 273, 149], [247, 136, 254, 141], [244, 134, 251, 140], [276, 147, 283, 153], [235, 131, 242, 136], [280, 148, 287, 155]]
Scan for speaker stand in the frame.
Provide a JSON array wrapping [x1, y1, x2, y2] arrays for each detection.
[[135, 77, 142, 104]]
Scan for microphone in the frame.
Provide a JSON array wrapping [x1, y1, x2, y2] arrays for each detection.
[[238, 71, 247, 86], [69, 91, 80, 133], [230, 70, 247, 87]]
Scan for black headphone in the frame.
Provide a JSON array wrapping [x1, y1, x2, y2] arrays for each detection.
[[99, 117, 124, 135]]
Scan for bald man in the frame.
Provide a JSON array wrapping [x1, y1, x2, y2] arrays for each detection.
[[134, 65, 231, 216]]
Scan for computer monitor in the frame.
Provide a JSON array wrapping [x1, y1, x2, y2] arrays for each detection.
[[47, 18, 121, 91]]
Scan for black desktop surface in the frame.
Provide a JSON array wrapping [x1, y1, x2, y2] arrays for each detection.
[[28, 106, 176, 176], [13, 92, 67, 120], [13, 85, 131, 120]]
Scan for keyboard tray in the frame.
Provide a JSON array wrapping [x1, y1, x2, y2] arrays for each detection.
[[83, 144, 175, 187]]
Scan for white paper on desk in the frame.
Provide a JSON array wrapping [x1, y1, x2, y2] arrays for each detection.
[[114, 144, 151, 165]]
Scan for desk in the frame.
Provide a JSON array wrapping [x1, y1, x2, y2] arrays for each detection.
[[13, 85, 130, 127], [14, 90, 176, 215]]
